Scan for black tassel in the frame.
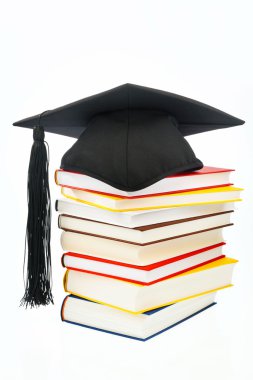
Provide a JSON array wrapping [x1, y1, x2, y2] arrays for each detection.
[[20, 125, 54, 308]]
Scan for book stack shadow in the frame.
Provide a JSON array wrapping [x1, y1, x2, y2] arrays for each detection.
[[55, 167, 242, 341]]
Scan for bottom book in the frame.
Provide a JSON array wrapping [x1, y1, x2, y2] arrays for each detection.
[[61, 292, 216, 341]]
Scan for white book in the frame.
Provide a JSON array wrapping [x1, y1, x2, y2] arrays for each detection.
[[61, 227, 226, 265], [64, 257, 237, 313], [58, 211, 233, 244], [55, 166, 233, 198], [56, 199, 235, 228], [61, 185, 242, 212], [61, 293, 217, 340]]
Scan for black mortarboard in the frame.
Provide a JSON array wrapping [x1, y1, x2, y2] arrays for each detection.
[[13, 83, 244, 307]]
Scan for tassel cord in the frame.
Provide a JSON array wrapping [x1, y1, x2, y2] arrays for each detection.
[[20, 126, 53, 308]]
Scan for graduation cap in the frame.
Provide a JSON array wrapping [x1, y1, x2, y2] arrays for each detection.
[[13, 83, 244, 308]]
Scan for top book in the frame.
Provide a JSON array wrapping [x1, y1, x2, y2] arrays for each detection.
[[55, 166, 234, 198]]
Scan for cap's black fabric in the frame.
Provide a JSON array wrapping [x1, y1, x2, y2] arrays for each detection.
[[61, 109, 203, 190], [13, 83, 244, 191], [13, 83, 244, 137]]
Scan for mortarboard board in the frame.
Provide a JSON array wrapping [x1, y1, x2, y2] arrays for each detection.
[[13, 83, 244, 308]]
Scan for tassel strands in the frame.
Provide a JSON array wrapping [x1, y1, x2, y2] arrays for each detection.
[[20, 125, 53, 307]]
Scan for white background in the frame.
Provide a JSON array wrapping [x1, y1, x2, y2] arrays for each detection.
[[1, 1, 253, 379]]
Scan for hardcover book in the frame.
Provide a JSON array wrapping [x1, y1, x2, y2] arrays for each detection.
[[61, 185, 242, 212], [55, 166, 234, 198], [64, 257, 237, 313], [56, 199, 235, 228], [62, 242, 225, 285], [59, 210, 233, 244], [61, 293, 217, 341], [61, 226, 228, 265]]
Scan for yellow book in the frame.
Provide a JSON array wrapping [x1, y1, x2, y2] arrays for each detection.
[[64, 257, 237, 314], [61, 185, 242, 212]]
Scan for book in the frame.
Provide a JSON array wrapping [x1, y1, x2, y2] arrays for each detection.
[[55, 166, 233, 198], [56, 199, 235, 228], [61, 293, 217, 341], [59, 210, 233, 244], [62, 242, 225, 285], [61, 227, 228, 265], [64, 257, 237, 313], [61, 185, 242, 212]]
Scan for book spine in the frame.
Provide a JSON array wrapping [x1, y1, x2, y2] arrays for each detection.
[[61, 254, 66, 268], [60, 295, 69, 321]]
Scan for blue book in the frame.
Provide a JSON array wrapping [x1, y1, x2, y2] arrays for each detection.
[[61, 293, 216, 341]]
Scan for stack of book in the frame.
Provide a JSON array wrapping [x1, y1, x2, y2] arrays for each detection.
[[55, 167, 242, 341]]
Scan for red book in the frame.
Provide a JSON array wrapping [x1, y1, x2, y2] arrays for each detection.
[[62, 242, 225, 285], [55, 166, 234, 198]]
